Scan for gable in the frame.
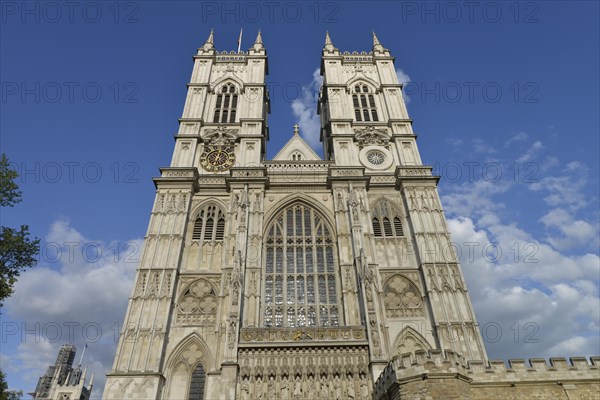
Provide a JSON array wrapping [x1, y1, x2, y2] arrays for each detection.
[[272, 132, 321, 161]]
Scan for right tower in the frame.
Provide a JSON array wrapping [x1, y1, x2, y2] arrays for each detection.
[[318, 32, 488, 373]]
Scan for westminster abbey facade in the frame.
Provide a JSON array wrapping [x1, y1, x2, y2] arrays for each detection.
[[102, 31, 599, 400]]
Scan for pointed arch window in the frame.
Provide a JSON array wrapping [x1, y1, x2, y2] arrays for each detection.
[[263, 203, 341, 328], [188, 363, 206, 400], [213, 84, 238, 124], [372, 201, 405, 238], [353, 84, 379, 122], [191, 205, 226, 241]]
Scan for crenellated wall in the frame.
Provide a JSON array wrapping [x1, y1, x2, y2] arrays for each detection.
[[373, 349, 600, 400]]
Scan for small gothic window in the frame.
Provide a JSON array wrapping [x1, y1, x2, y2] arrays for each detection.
[[213, 84, 238, 124], [353, 84, 379, 122], [188, 363, 206, 400], [192, 205, 226, 242], [291, 152, 303, 161], [372, 201, 404, 238]]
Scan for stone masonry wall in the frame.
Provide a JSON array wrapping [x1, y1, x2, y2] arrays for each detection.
[[373, 349, 600, 400]]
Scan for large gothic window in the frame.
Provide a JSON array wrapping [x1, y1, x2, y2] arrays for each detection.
[[192, 205, 225, 241], [213, 84, 238, 124], [263, 203, 340, 328], [372, 200, 404, 238], [352, 84, 379, 122], [188, 363, 206, 400]]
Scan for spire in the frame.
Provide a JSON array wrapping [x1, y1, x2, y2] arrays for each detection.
[[372, 31, 381, 46], [65, 369, 72, 386], [324, 31, 337, 53], [88, 372, 94, 389], [203, 29, 214, 50], [372, 31, 386, 53], [54, 365, 62, 382], [252, 29, 264, 51]]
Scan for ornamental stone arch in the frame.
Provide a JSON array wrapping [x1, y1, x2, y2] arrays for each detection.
[[209, 75, 245, 94], [185, 200, 228, 272], [345, 76, 380, 93], [188, 200, 228, 241], [382, 274, 424, 318], [175, 278, 219, 325], [392, 326, 432, 357], [262, 193, 337, 233], [163, 333, 213, 400], [370, 198, 406, 239]]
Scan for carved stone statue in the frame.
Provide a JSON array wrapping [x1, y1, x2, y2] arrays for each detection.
[[307, 376, 316, 399], [280, 376, 289, 400], [267, 376, 276, 398], [255, 376, 264, 400], [333, 376, 342, 400], [320, 377, 329, 399], [347, 377, 355, 399], [293, 376, 302, 399], [360, 380, 369, 399], [240, 377, 250, 400]]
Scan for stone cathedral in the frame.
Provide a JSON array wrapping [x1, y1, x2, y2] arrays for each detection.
[[103, 31, 599, 400]]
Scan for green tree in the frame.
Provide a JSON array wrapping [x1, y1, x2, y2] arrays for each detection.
[[0, 153, 39, 308], [0, 368, 23, 400]]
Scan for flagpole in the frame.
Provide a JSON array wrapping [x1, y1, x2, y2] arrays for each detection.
[[78, 342, 87, 365], [237, 28, 243, 53]]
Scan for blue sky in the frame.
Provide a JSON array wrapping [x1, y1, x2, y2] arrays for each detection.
[[1, 1, 599, 396]]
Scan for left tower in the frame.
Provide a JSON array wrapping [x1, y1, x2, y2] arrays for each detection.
[[103, 30, 269, 400]]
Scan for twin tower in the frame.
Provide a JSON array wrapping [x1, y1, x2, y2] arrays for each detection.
[[102, 30, 488, 399]]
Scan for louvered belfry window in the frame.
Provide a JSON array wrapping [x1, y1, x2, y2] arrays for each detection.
[[372, 201, 405, 238], [192, 205, 225, 241], [213, 84, 238, 124], [263, 203, 341, 328], [353, 84, 379, 122]]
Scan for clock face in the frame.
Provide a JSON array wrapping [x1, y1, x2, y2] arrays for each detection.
[[200, 146, 235, 172], [366, 150, 386, 165]]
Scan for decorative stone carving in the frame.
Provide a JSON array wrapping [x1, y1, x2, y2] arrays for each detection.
[[202, 125, 238, 146], [176, 278, 218, 324], [354, 126, 390, 147], [383, 275, 424, 318]]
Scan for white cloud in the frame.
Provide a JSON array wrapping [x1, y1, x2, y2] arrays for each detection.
[[540, 208, 599, 250], [504, 132, 529, 147], [472, 138, 498, 155], [517, 140, 543, 162], [442, 157, 600, 360], [3, 219, 140, 399], [529, 162, 590, 211], [395, 68, 411, 103], [291, 68, 323, 149]]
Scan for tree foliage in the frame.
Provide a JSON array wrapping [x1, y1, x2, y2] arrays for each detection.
[[0, 368, 23, 400], [0, 154, 21, 208], [0, 153, 39, 308]]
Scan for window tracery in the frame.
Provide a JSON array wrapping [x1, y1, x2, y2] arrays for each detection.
[[191, 205, 225, 241], [213, 84, 238, 124], [383, 275, 423, 318], [352, 84, 379, 122], [263, 203, 340, 327], [371, 201, 404, 238], [177, 279, 218, 324]]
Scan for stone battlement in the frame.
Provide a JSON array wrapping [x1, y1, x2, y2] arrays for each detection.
[[374, 350, 600, 400]]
